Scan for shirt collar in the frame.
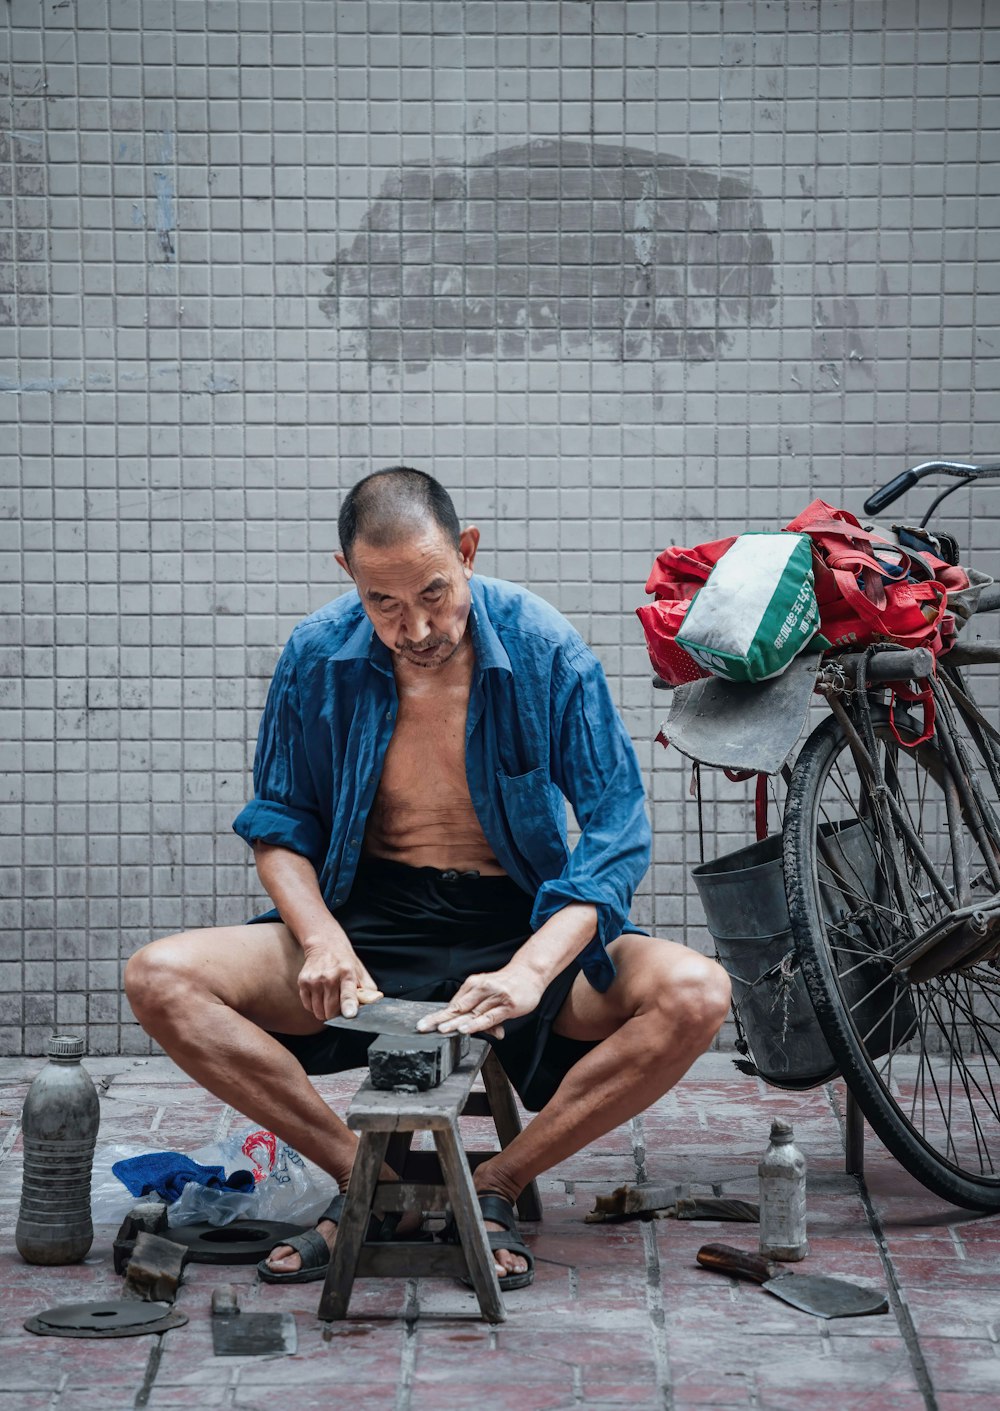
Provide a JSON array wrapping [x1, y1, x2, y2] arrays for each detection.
[[468, 576, 512, 676], [328, 578, 512, 678]]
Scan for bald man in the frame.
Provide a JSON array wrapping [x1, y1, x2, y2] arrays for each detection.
[[125, 466, 730, 1290]]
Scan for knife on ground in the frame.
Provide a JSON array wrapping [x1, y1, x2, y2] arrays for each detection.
[[696, 1243, 888, 1318]]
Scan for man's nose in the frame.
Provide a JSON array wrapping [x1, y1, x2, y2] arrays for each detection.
[[401, 607, 432, 643]]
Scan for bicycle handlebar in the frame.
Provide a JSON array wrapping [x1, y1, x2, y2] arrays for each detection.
[[863, 461, 1000, 516]]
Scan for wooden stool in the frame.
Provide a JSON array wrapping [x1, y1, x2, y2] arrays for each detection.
[[316, 1042, 542, 1324]]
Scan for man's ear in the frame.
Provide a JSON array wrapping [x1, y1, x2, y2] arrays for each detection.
[[459, 525, 480, 576], [334, 551, 354, 579]]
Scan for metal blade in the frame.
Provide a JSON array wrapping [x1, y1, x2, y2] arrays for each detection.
[[764, 1273, 888, 1319], [211, 1313, 298, 1356], [324, 997, 444, 1036]]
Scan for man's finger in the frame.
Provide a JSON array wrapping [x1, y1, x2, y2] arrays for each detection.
[[415, 1007, 456, 1033], [339, 978, 359, 1019]]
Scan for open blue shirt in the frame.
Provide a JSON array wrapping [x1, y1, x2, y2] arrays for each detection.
[[232, 575, 651, 992]]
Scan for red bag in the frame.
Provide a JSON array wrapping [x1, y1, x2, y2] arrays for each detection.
[[638, 536, 737, 685], [783, 500, 965, 655]]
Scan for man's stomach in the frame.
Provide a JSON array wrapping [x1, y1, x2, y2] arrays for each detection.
[[363, 797, 508, 876]]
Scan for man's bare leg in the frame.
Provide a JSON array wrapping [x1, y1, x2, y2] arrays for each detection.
[[124, 923, 418, 1276], [472, 935, 731, 1272]]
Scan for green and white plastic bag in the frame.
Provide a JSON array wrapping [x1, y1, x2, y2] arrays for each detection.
[[676, 532, 820, 683]]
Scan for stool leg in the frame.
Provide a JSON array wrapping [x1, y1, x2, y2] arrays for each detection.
[[481, 1050, 543, 1222], [385, 1130, 413, 1179], [434, 1121, 506, 1324], [317, 1129, 389, 1321]]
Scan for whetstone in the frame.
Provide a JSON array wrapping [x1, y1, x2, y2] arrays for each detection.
[[367, 1030, 470, 1091]]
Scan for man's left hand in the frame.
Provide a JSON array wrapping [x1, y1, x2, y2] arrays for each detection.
[[416, 962, 548, 1039]]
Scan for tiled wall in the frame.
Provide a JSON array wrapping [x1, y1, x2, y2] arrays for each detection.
[[3, 0, 999, 1054]]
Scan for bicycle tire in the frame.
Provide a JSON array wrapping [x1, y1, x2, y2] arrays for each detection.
[[784, 701, 1000, 1211]]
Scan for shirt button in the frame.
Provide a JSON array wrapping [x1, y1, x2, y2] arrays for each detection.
[[349, 837, 359, 847], [386, 709, 393, 720]]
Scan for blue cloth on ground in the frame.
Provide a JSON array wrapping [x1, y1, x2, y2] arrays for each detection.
[[112, 1152, 257, 1204]]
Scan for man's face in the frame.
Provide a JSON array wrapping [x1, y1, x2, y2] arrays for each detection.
[[336, 524, 479, 670]]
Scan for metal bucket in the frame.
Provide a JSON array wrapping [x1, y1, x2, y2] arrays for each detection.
[[693, 822, 915, 1090]]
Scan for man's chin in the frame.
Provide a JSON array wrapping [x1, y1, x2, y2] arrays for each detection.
[[398, 641, 457, 668]]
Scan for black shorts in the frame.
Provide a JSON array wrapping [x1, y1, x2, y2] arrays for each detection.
[[262, 856, 598, 1112]]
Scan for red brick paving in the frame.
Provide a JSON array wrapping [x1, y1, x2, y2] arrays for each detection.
[[2, 1052, 1000, 1409]]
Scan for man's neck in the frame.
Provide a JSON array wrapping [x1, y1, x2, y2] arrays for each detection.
[[393, 630, 474, 690]]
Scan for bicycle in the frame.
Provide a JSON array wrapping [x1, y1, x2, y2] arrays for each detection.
[[658, 461, 1000, 1210], [784, 461, 1000, 1210]]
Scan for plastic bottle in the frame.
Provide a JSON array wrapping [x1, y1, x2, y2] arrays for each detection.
[[758, 1117, 808, 1261], [16, 1034, 101, 1265]]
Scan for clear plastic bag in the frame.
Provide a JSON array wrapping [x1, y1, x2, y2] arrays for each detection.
[[166, 1126, 323, 1228], [91, 1143, 152, 1224], [90, 1127, 326, 1229]]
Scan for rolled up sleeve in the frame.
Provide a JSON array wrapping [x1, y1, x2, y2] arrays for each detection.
[[531, 654, 651, 990], [232, 646, 328, 867]]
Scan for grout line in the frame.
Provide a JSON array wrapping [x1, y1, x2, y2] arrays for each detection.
[[630, 1113, 674, 1411], [394, 1277, 420, 1411], [826, 1084, 939, 1411], [132, 1335, 165, 1410]]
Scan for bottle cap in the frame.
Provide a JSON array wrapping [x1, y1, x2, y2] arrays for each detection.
[[769, 1118, 794, 1144], [47, 1034, 85, 1059]]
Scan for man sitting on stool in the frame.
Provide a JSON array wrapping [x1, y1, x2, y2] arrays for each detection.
[[125, 466, 731, 1288]]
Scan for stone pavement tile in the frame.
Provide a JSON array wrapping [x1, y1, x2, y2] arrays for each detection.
[[723, 1335, 919, 1407], [937, 1397, 1000, 1411], [754, 1396, 927, 1411], [917, 1336, 1000, 1393], [0, 1396, 54, 1411], [0, 1331, 154, 1392], [899, 1285, 1000, 1339], [887, 1251, 1000, 1290], [234, 1391, 399, 1411], [144, 1389, 232, 1409], [408, 1378, 573, 1411]]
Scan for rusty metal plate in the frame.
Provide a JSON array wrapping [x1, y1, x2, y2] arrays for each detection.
[[167, 1219, 307, 1265], [659, 652, 819, 774], [25, 1299, 188, 1339]]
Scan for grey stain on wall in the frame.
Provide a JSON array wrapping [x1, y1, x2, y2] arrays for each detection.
[[321, 140, 775, 366]]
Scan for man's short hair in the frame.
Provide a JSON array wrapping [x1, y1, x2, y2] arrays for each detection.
[[338, 466, 462, 561]]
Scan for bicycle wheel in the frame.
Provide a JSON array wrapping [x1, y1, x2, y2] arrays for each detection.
[[784, 696, 1000, 1210]]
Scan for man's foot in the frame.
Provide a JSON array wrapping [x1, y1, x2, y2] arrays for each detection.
[[259, 1191, 424, 1284], [455, 1192, 534, 1290], [472, 1167, 530, 1281]]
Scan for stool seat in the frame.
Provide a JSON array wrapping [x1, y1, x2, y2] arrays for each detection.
[[316, 1042, 541, 1324]]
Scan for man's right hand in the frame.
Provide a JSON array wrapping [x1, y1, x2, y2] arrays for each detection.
[[297, 936, 382, 1022]]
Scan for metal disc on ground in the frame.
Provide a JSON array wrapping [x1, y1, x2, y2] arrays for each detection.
[[167, 1219, 307, 1264], [24, 1300, 188, 1339]]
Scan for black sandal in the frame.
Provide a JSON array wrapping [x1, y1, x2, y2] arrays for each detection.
[[257, 1192, 425, 1285], [444, 1192, 535, 1292]]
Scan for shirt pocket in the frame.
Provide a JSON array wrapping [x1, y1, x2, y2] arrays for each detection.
[[496, 765, 568, 878]]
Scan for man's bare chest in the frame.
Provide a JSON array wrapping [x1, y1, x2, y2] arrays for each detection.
[[378, 678, 471, 800]]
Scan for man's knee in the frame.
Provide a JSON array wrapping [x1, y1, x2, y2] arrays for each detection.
[[644, 946, 731, 1044], [124, 935, 198, 1021]]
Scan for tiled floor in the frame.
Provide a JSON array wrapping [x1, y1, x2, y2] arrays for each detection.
[[2, 1051, 998, 1410]]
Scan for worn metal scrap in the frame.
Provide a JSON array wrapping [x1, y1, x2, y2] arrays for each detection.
[[586, 1184, 759, 1224]]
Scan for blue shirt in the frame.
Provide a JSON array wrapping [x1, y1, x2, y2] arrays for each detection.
[[232, 575, 651, 992]]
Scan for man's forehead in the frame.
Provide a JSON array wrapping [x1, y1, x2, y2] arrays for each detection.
[[350, 532, 461, 591]]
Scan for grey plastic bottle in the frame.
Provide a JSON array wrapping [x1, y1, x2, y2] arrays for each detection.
[[758, 1117, 808, 1261], [16, 1034, 101, 1265]]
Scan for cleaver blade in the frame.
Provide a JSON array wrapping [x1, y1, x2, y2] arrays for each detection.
[[210, 1285, 297, 1357], [696, 1244, 888, 1319], [324, 996, 445, 1036]]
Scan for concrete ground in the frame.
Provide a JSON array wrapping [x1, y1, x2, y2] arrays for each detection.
[[1, 1050, 999, 1411]]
